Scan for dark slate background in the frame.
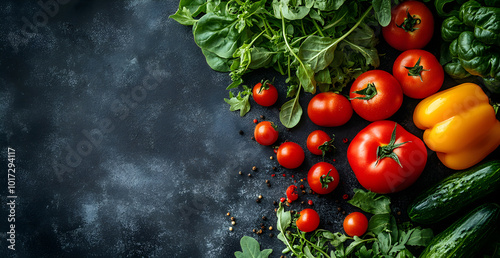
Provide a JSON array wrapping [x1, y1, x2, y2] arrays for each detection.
[[0, 1, 499, 257]]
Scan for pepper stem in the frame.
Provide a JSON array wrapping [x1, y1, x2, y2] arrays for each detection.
[[404, 56, 430, 82], [375, 124, 411, 168]]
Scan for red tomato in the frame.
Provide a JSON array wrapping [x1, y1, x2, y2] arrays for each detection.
[[307, 162, 340, 195], [286, 185, 299, 203], [254, 121, 278, 146], [382, 0, 434, 51], [306, 130, 334, 156], [343, 212, 369, 237], [349, 70, 403, 122], [393, 49, 444, 99], [277, 142, 305, 169], [307, 92, 353, 127], [296, 209, 320, 232], [347, 120, 427, 194], [252, 80, 278, 107]]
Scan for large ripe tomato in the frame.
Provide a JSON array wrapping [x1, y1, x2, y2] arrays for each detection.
[[382, 0, 434, 51], [254, 121, 278, 146], [343, 212, 368, 237], [306, 130, 334, 157], [347, 120, 427, 194], [349, 70, 403, 122], [277, 142, 305, 169], [307, 162, 340, 195], [296, 208, 320, 233], [393, 49, 444, 99], [308, 92, 353, 127], [252, 80, 278, 107]]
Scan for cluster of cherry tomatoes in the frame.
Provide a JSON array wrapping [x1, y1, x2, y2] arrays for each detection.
[[251, 0, 440, 236]]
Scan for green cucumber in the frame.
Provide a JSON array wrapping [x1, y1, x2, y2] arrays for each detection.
[[420, 203, 500, 258], [408, 160, 500, 224]]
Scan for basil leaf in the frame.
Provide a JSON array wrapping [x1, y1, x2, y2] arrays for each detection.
[[234, 236, 273, 258]]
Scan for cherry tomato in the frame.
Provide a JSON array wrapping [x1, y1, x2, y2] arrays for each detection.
[[382, 0, 434, 51], [306, 130, 334, 157], [343, 212, 369, 237], [308, 92, 353, 127], [393, 49, 444, 99], [307, 162, 340, 195], [349, 70, 403, 122], [252, 80, 278, 107], [254, 121, 278, 146], [347, 121, 427, 194], [286, 185, 299, 203], [277, 142, 305, 169], [296, 208, 320, 233]]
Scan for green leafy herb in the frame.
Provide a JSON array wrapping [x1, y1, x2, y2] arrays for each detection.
[[234, 236, 273, 258], [347, 188, 391, 214], [224, 85, 252, 116], [275, 189, 433, 258], [172, 0, 385, 127]]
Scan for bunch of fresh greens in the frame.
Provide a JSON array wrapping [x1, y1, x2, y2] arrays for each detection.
[[171, 0, 393, 127], [438, 0, 500, 94], [275, 189, 433, 258]]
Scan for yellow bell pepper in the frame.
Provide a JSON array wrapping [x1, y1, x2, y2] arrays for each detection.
[[413, 83, 500, 170]]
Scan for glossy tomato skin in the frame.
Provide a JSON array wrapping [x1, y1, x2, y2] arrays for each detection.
[[306, 130, 332, 155], [252, 82, 278, 107], [349, 70, 403, 122], [277, 142, 305, 169], [254, 121, 278, 146], [307, 162, 340, 194], [343, 212, 369, 237], [393, 50, 444, 99], [347, 120, 427, 194], [308, 92, 353, 127], [382, 1, 434, 51], [296, 209, 320, 233]]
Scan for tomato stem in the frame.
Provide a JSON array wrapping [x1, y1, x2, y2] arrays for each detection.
[[375, 124, 411, 167], [320, 169, 335, 189], [350, 83, 377, 100], [404, 56, 430, 82], [396, 8, 422, 32], [318, 134, 336, 161]]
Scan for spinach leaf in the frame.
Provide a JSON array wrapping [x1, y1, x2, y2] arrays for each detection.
[[279, 93, 303, 128], [314, 0, 347, 11], [234, 236, 273, 258], [441, 16, 470, 42], [194, 13, 248, 59], [459, 0, 500, 46], [298, 35, 338, 73], [372, 0, 392, 27], [272, 0, 311, 20], [202, 48, 232, 72], [169, 7, 198, 26]]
